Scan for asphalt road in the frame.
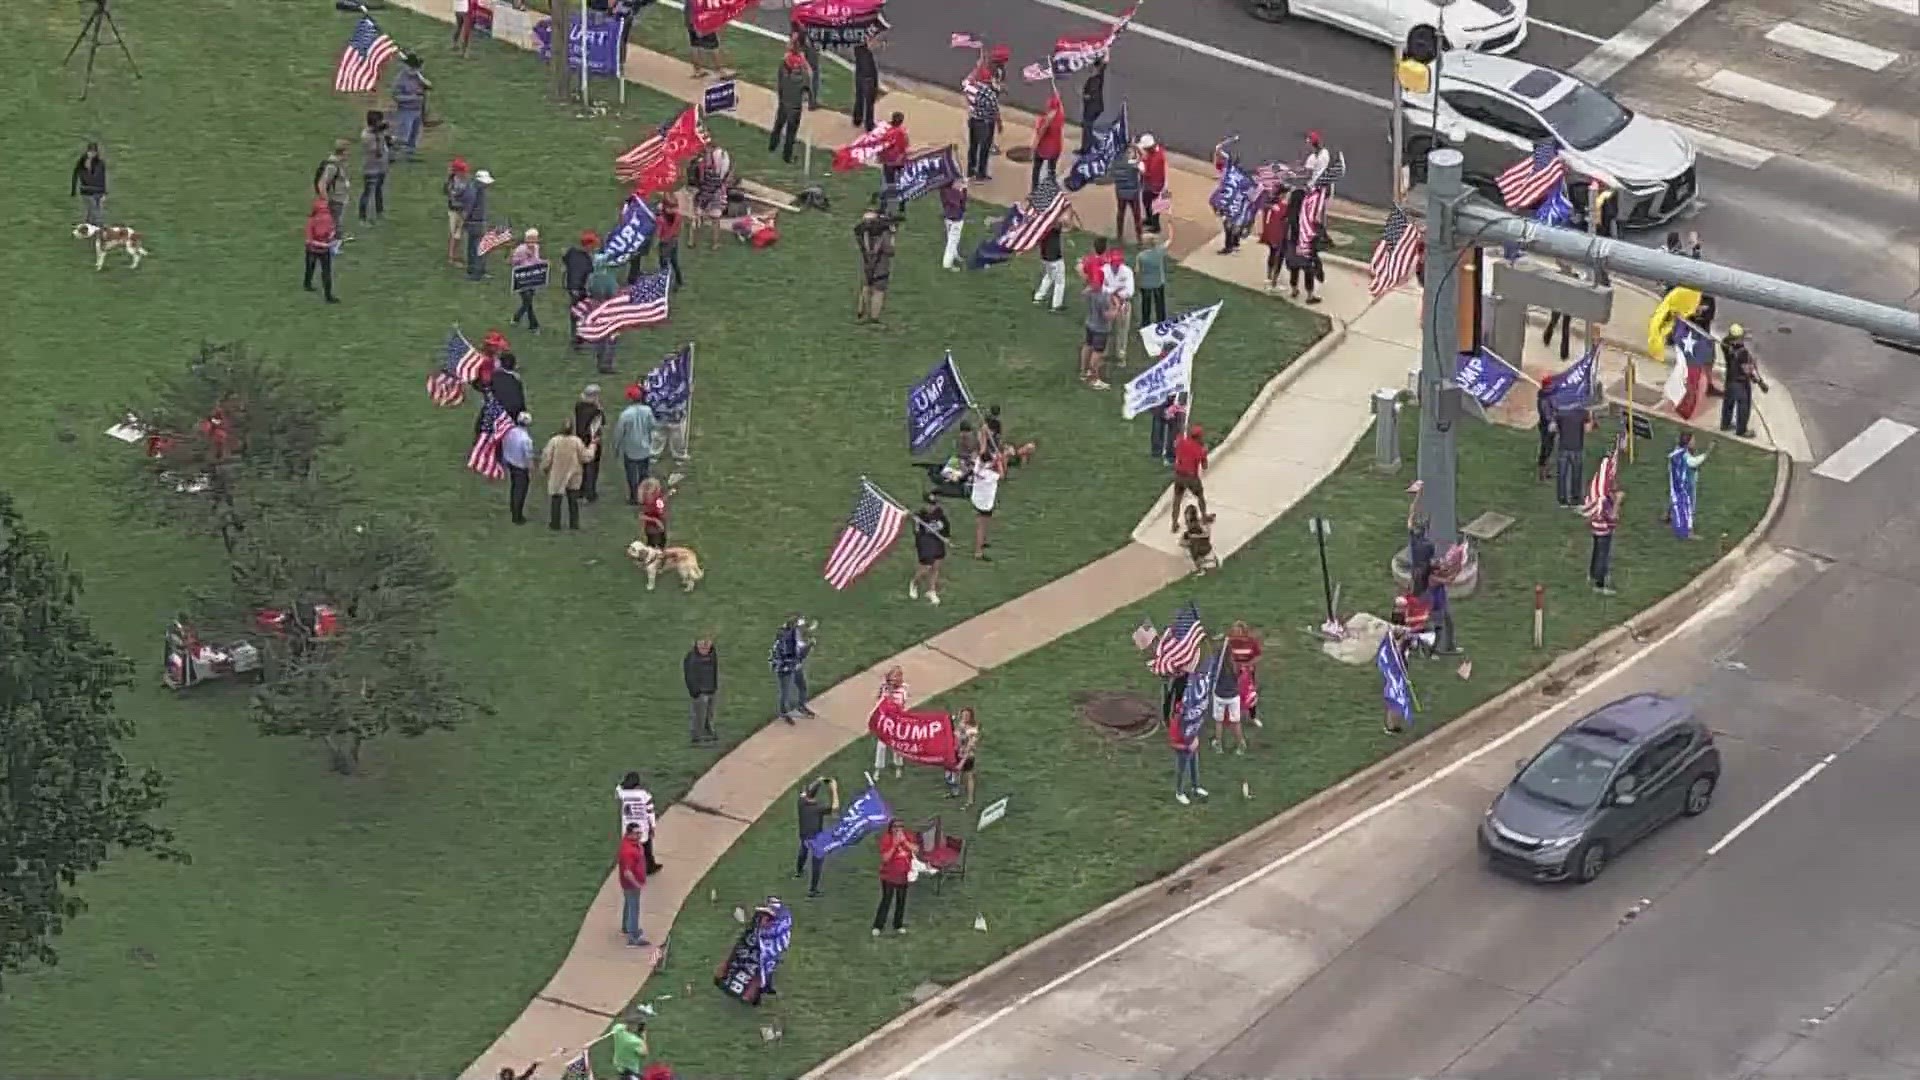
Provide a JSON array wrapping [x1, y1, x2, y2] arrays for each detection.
[[797, 1, 1920, 1077]]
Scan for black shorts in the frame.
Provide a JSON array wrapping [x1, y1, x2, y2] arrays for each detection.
[[959, 757, 976, 773], [916, 549, 942, 567], [688, 29, 719, 49], [644, 526, 667, 548], [864, 274, 890, 292], [1084, 328, 1109, 351]]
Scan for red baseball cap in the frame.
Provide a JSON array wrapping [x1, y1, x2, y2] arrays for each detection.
[[989, 44, 1011, 62], [451, 157, 470, 173], [626, 384, 643, 401], [1106, 249, 1123, 266], [580, 230, 599, 247], [1189, 425, 1204, 438], [1306, 130, 1322, 145]]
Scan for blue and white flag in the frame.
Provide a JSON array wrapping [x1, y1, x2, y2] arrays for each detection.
[[754, 899, 793, 987], [1670, 318, 1715, 370], [1178, 648, 1217, 742], [1122, 338, 1194, 420], [703, 79, 738, 114], [1208, 161, 1260, 230], [1375, 634, 1416, 722], [893, 146, 961, 203], [1668, 445, 1697, 540], [906, 351, 975, 453], [806, 784, 892, 860], [1064, 104, 1129, 192], [600, 192, 658, 266], [1534, 182, 1574, 226], [1139, 302, 1223, 359], [644, 344, 694, 421], [1545, 344, 1599, 411], [1455, 346, 1521, 408]]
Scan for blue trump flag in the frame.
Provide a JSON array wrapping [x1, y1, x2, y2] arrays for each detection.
[[1455, 346, 1521, 408], [754, 898, 792, 988], [1064, 104, 1128, 192], [906, 351, 975, 453], [1375, 634, 1416, 723], [806, 784, 892, 860], [1178, 648, 1219, 742], [1535, 182, 1574, 227], [893, 146, 960, 203], [643, 344, 694, 422], [600, 192, 657, 266], [1545, 344, 1599, 411], [1208, 160, 1259, 230]]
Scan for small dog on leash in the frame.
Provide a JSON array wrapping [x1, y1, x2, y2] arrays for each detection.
[[72, 223, 149, 271], [626, 540, 705, 592]]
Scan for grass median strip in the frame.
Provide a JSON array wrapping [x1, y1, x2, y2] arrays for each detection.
[[0, 1, 1321, 1075], [603, 412, 1775, 1079]]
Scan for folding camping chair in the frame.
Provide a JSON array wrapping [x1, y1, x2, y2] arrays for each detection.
[[915, 815, 968, 895]]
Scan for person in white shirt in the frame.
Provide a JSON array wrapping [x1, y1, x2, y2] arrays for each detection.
[[969, 447, 1003, 560], [1099, 249, 1136, 363], [452, 0, 475, 58], [616, 772, 664, 874], [1301, 130, 1330, 187], [873, 667, 909, 777]]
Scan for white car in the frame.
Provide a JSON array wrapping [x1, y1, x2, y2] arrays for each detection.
[[1246, 0, 1529, 55]]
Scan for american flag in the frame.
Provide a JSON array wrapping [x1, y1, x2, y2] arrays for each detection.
[[1010, 180, 1069, 251], [1148, 602, 1206, 677], [467, 398, 515, 480], [822, 480, 908, 590], [445, 329, 488, 384], [559, 1050, 592, 1080], [615, 107, 709, 184], [1020, 61, 1051, 82], [1313, 150, 1347, 190], [334, 17, 399, 94], [476, 222, 514, 257], [1581, 430, 1628, 519], [951, 32, 982, 49], [1496, 140, 1567, 212], [577, 267, 672, 342], [1295, 185, 1329, 256], [426, 332, 475, 407], [1368, 208, 1425, 298]]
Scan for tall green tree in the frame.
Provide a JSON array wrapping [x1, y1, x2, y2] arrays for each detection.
[[0, 493, 185, 987], [113, 343, 343, 556]]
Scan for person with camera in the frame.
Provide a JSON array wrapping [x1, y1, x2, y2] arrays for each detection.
[[854, 207, 896, 326], [358, 110, 393, 226]]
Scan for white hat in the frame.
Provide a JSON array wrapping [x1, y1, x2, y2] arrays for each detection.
[[475, 170, 495, 185], [515, 411, 531, 426], [1138, 134, 1156, 149], [524, 227, 540, 240]]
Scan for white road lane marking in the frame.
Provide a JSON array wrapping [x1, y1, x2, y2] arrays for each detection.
[[867, 554, 1791, 1080], [1863, 0, 1918, 16], [1025, 0, 1395, 109], [1666, 123, 1776, 168], [1765, 22, 1901, 71], [1699, 69, 1837, 119], [1530, 18, 1607, 45], [1571, 0, 1718, 84], [1705, 754, 1835, 857], [1812, 418, 1919, 481]]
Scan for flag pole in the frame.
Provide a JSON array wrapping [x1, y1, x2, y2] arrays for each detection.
[[682, 340, 696, 468], [579, 6, 590, 109]]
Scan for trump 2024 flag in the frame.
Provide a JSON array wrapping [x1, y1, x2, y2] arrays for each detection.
[[906, 352, 975, 453], [1375, 633, 1416, 722]]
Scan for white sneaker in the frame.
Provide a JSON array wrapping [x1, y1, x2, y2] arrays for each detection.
[[1194, 786, 1210, 799], [1252, 717, 1264, 728], [909, 581, 920, 599], [872, 928, 881, 937], [927, 591, 941, 606], [1174, 792, 1191, 805]]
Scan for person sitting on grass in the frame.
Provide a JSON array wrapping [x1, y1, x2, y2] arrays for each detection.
[[1179, 505, 1216, 576], [982, 404, 1038, 468]]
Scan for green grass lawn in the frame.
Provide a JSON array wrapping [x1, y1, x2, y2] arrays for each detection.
[[0, 2, 1321, 1076], [603, 412, 1776, 1080]]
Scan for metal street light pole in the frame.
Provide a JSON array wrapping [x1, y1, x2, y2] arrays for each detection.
[[1417, 148, 1469, 550]]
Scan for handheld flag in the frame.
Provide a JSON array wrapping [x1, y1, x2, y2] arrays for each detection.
[[601, 193, 659, 267], [1534, 182, 1575, 227], [467, 398, 514, 481], [1455, 346, 1521, 408], [334, 17, 399, 94], [690, 0, 758, 35], [823, 480, 909, 590], [1368, 208, 1425, 298], [1646, 286, 1704, 358], [1139, 302, 1223, 359], [1048, 2, 1137, 77], [1312, 150, 1348, 190], [906, 351, 975, 453], [1669, 318, 1716, 419], [792, 0, 890, 46], [616, 106, 710, 188], [950, 31, 982, 48], [1208, 161, 1260, 231], [1064, 104, 1128, 191], [1375, 634, 1417, 723], [1668, 443, 1699, 539], [476, 221, 514, 257], [559, 1051, 593, 1080], [806, 785, 892, 860], [577, 268, 673, 341], [868, 700, 961, 767], [1496, 140, 1567, 211], [427, 330, 482, 407], [753, 899, 793, 989], [1545, 344, 1599, 411], [1177, 648, 1218, 742], [1295, 185, 1330, 257], [892, 146, 961, 202], [1581, 429, 1627, 519], [1122, 338, 1194, 420], [1020, 61, 1051, 82], [969, 181, 1069, 269], [643, 345, 694, 421], [1148, 602, 1205, 676], [832, 121, 905, 172]]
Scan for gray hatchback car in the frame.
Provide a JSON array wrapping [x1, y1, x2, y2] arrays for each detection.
[[1479, 693, 1719, 884]]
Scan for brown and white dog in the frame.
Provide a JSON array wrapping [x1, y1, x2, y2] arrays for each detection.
[[626, 540, 706, 592], [72, 223, 149, 271]]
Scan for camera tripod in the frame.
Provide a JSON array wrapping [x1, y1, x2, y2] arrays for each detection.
[[64, 0, 140, 101]]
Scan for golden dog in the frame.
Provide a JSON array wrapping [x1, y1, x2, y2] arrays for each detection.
[[626, 541, 705, 592]]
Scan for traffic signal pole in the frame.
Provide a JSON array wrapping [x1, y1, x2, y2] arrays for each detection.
[[1418, 149, 1470, 550]]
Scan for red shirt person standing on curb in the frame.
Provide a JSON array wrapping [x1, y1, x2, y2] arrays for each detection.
[[1170, 425, 1212, 531], [1138, 133, 1169, 229]]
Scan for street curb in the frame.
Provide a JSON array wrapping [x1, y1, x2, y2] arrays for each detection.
[[1129, 321, 1348, 543], [805, 448, 1793, 1080]]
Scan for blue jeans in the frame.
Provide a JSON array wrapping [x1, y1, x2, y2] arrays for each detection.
[[777, 668, 810, 717], [622, 455, 651, 503], [358, 173, 386, 221], [395, 108, 424, 156], [620, 888, 644, 943], [465, 229, 485, 280], [1173, 749, 1200, 796], [1555, 447, 1585, 507], [1150, 408, 1176, 462]]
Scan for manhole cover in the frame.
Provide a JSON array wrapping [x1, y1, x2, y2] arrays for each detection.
[[1073, 690, 1160, 739]]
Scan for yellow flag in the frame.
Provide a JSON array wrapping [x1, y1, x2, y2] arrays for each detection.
[[1646, 286, 1703, 357]]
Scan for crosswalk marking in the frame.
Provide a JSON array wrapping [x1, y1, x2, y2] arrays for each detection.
[[1699, 69, 1838, 118], [1668, 123, 1777, 168], [1764, 22, 1901, 71], [1862, 0, 1918, 16], [1812, 419, 1919, 482]]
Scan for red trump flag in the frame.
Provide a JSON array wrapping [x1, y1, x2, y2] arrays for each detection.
[[868, 699, 960, 768]]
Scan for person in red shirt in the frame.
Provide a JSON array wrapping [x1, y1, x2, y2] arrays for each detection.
[[1224, 620, 1264, 730], [1258, 192, 1290, 291], [1031, 90, 1065, 188], [637, 477, 671, 549], [617, 822, 649, 947], [1170, 425, 1212, 531], [877, 111, 911, 193], [1077, 235, 1108, 292], [653, 195, 684, 291], [1138, 133, 1169, 230], [302, 198, 339, 303], [873, 820, 920, 936]]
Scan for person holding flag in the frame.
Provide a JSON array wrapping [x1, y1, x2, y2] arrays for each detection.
[[1138, 134, 1169, 230], [964, 64, 1005, 180], [1666, 432, 1710, 540], [1169, 651, 1213, 804], [1079, 57, 1107, 154], [1375, 631, 1417, 735]]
